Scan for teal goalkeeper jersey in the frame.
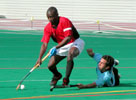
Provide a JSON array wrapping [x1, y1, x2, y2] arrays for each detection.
[[93, 53, 115, 87]]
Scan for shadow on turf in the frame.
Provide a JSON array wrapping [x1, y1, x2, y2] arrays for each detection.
[[1, 83, 135, 90], [118, 83, 136, 87], [52, 83, 136, 91]]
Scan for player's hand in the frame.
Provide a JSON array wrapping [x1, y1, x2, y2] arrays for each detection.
[[35, 58, 42, 67], [87, 49, 94, 57], [77, 83, 84, 89], [49, 47, 57, 58]]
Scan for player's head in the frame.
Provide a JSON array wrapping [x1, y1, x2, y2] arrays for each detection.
[[98, 55, 114, 72], [46, 6, 59, 25]]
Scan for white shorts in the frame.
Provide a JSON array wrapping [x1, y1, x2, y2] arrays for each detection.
[[56, 38, 85, 56]]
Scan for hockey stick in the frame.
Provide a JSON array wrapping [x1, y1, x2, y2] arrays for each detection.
[[50, 84, 78, 91], [16, 52, 50, 90]]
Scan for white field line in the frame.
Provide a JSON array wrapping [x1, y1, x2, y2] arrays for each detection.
[[103, 23, 136, 32]]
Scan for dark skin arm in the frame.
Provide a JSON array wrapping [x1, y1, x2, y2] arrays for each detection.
[[56, 36, 71, 49], [86, 49, 95, 57], [77, 49, 97, 89], [77, 82, 97, 89], [36, 36, 71, 65], [36, 43, 47, 65]]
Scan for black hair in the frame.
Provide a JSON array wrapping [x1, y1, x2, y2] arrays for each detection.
[[102, 55, 114, 70], [47, 6, 58, 15]]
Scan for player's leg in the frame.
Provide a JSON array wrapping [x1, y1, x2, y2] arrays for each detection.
[[63, 38, 85, 85], [114, 59, 119, 66], [63, 47, 79, 85], [113, 59, 120, 86], [48, 55, 66, 86], [113, 67, 120, 86]]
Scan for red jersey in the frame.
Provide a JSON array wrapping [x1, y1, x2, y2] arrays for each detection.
[[41, 17, 79, 44]]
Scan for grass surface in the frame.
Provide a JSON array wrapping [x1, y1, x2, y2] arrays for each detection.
[[0, 30, 136, 100]]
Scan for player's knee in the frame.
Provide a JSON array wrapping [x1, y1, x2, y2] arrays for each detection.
[[68, 48, 79, 58], [47, 63, 55, 70], [47, 64, 52, 70], [67, 53, 73, 62]]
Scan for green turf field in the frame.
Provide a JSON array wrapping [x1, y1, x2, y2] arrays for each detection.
[[0, 30, 136, 100]]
